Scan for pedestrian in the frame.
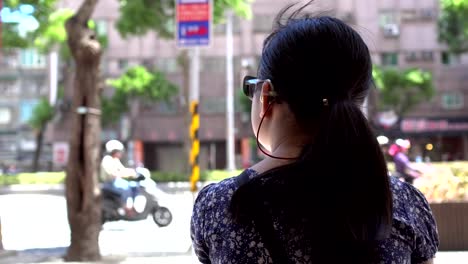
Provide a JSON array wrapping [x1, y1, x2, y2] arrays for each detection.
[[191, 2, 439, 264]]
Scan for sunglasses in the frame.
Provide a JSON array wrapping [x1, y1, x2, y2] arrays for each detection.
[[242, 75, 278, 100]]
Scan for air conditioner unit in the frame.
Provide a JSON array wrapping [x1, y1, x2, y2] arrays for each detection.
[[383, 24, 400, 38]]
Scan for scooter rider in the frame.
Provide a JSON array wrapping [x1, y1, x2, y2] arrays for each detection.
[[100, 140, 137, 214], [389, 139, 422, 184]]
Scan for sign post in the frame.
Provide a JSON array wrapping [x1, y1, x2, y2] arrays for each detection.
[[176, 0, 212, 192], [176, 0, 211, 47]]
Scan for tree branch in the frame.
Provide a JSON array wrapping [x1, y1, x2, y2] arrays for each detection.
[[75, 0, 99, 25]]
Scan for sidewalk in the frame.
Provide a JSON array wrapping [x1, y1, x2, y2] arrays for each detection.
[[0, 250, 198, 264], [1, 250, 467, 263]]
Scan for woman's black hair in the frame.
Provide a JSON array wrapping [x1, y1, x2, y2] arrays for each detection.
[[230, 2, 392, 263]]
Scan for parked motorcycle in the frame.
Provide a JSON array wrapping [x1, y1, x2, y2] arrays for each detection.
[[101, 167, 173, 227]]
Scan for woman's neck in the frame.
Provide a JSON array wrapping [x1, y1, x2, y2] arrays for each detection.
[[251, 140, 307, 174]]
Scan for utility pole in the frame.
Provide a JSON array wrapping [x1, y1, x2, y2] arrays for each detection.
[[49, 51, 59, 105], [176, 0, 211, 191], [363, 96, 369, 119], [189, 47, 200, 191], [226, 10, 236, 171]]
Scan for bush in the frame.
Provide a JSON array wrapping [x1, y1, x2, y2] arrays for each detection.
[[412, 162, 468, 203], [0, 170, 244, 185], [150, 170, 243, 182], [3, 161, 466, 201], [0, 172, 65, 185]]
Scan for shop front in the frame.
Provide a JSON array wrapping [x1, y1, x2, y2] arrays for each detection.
[[374, 117, 468, 161]]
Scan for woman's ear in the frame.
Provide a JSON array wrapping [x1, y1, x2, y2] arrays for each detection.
[[259, 81, 273, 118]]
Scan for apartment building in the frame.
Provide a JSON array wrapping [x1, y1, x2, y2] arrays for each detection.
[[49, 0, 468, 171], [338, 0, 468, 161], [0, 48, 51, 170]]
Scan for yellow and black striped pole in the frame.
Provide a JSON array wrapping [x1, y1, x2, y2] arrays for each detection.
[[189, 101, 200, 192]]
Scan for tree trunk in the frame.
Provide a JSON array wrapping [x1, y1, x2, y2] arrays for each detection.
[[31, 128, 45, 172], [64, 0, 102, 261]]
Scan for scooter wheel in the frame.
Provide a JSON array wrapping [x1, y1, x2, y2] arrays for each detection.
[[153, 207, 172, 227]]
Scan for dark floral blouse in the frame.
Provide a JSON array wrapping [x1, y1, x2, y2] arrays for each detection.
[[191, 169, 439, 264]]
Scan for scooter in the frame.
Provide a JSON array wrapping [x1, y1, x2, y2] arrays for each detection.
[[101, 167, 173, 227]]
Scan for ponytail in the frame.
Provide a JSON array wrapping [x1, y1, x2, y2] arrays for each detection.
[[313, 100, 392, 241]]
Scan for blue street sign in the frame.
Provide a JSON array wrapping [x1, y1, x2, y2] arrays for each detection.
[[176, 0, 212, 47]]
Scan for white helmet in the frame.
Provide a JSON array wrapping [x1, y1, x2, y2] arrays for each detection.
[[395, 138, 411, 149], [105, 140, 124, 153]]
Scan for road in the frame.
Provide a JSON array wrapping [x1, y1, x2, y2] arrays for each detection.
[[0, 191, 196, 262], [1, 192, 467, 263]]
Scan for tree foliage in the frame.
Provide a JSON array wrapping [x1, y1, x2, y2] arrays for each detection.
[[104, 66, 179, 125], [372, 66, 435, 116], [2, 0, 58, 49], [237, 88, 251, 114], [3, 2, 106, 56], [438, 0, 468, 56], [27, 97, 54, 130], [116, 0, 252, 37]]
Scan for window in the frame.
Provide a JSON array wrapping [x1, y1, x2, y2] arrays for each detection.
[[20, 99, 39, 123], [201, 97, 226, 113], [142, 101, 178, 115], [405, 51, 418, 62], [118, 59, 128, 70], [0, 107, 12, 125], [253, 14, 275, 33], [441, 51, 452, 65], [201, 57, 225, 72], [19, 49, 46, 68], [421, 51, 434, 61], [0, 80, 19, 96], [155, 58, 178, 73], [340, 12, 355, 24], [381, 52, 398, 66], [213, 16, 241, 35], [142, 59, 154, 69], [95, 20, 107, 36], [420, 9, 436, 20], [378, 10, 398, 26], [441, 92, 464, 110], [401, 9, 418, 21]]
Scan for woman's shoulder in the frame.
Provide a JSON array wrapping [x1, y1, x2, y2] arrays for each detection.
[[194, 169, 257, 210], [387, 176, 439, 262], [389, 176, 436, 226], [199, 169, 257, 193], [389, 176, 433, 215]]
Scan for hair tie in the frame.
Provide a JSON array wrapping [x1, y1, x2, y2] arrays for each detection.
[[322, 98, 329, 106]]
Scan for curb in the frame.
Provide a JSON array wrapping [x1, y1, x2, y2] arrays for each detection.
[[0, 250, 17, 258]]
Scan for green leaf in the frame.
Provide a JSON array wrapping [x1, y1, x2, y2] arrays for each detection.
[[116, 0, 253, 38], [34, 9, 74, 53], [3, 0, 58, 48], [27, 97, 55, 130], [438, 0, 468, 56], [103, 66, 179, 126], [373, 65, 435, 116]]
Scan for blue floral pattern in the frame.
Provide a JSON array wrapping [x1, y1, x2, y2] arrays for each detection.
[[191, 169, 439, 263]]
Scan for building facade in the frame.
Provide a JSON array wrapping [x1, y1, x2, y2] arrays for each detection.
[[0, 48, 51, 171], [51, 0, 468, 171]]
